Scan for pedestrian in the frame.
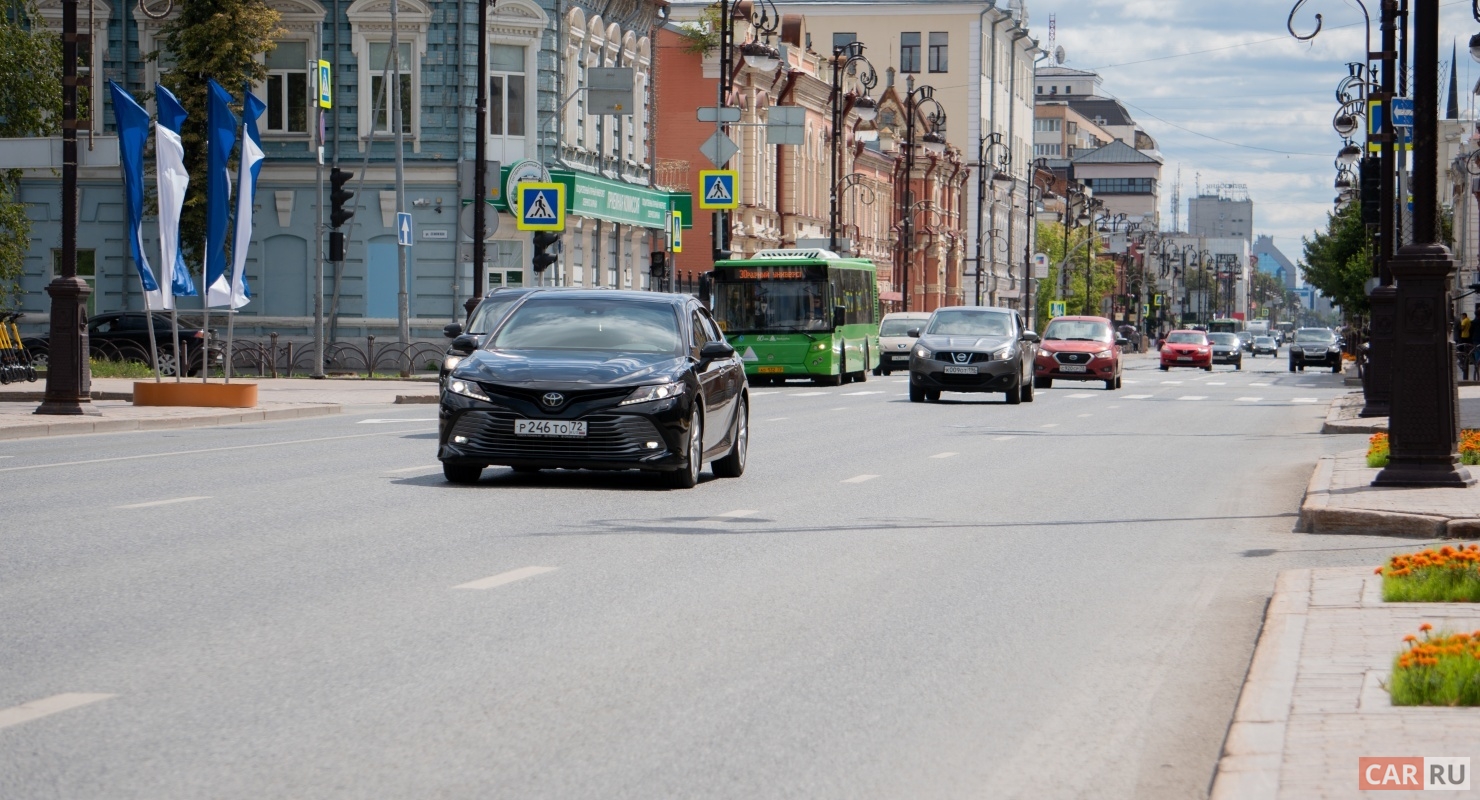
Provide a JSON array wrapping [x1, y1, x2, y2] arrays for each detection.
[[1461, 312, 1472, 344]]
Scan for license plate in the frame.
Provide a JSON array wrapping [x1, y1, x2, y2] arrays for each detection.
[[514, 419, 587, 437], [943, 365, 978, 375], [890, 354, 909, 361], [757, 366, 784, 374], [1177, 356, 1193, 361], [1060, 365, 1087, 373]]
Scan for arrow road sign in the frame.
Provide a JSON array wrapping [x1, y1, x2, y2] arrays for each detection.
[[699, 131, 739, 168], [699, 170, 739, 210], [396, 212, 413, 246], [516, 183, 564, 231]]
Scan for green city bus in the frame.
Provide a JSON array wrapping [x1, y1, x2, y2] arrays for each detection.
[[707, 249, 880, 385]]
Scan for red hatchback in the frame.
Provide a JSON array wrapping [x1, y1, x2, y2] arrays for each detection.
[[1159, 329, 1213, 371], [1033, 315, 1125, 390]]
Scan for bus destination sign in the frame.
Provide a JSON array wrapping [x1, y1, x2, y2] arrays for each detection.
[[733, 267, 808, 280]]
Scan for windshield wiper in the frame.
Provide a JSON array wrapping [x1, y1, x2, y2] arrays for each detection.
[[1065, 337, 1098, 341]]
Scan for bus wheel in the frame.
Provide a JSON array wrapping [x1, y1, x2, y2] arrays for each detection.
[[850, 344, 869, 383]]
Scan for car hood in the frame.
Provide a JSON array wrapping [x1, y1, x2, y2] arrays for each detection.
[[1039, 339, 1112, 353], [879, 335, 918, 350], [454, 349, 688, 388], [917, 334, 1016, 352]]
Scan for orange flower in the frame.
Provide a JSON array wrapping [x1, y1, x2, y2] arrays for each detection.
[[1420, 623, 1434, 632], [1405, 634, 1417, 642]]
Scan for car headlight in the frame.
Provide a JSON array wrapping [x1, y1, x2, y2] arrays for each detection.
[[447, 378, 490, 402], [991, 346, 1012, 360], [1093, 350, 1113, 360], [443, 355, 463, 373], [813, 341, 828, 352], [1328, 345, 1341, 353], [914, 346, 931, 359], [620, 380, 685, 406]]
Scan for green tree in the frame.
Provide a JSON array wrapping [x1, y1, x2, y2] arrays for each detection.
[[1034, 220, 1112, 330], [149, 0, 282, 261], [0, 1, 63, 310], [1299, 201, 1370, 318]]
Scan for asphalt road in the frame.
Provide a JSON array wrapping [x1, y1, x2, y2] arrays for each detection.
[[0, 351, 1426, 799]]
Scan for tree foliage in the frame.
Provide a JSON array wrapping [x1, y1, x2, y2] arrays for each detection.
[[0, 1, 63, 310], [150, 0, 282, 261], [677, 5, 722, 56], [1033, 220, 1112, 331], [1299, 201, 1370, 318]]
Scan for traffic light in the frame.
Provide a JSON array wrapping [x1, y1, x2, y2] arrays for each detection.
[[330, 168, 355, 228], [649, 250, 667, 279], [1359, 156, 1380, 226], [532, 231, 560, 273], [713, 247, 732, 262]]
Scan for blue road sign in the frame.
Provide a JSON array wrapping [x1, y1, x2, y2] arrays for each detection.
[[699, 170, 738, 210], [397, 212, 413, 246], [516, 183, 565, 231], [1367, 98, 1414, 152]]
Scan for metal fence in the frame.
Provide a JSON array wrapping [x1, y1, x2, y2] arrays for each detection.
[[28, 335, 445, 379]]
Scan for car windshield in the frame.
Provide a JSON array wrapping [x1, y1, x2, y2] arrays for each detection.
[[1166, 332, 1207, 344], [1044, 319, 1111, 342], [1255, 337, 1275, 345], [925, 310, 1013, 337], [488, 297, 682, 354], [466, 293, 525, 335], [1295, 329, 1335, 343], [711, 280, 829, 333], [879, 318, 924, 337], [1208, 333, 1239, 345]]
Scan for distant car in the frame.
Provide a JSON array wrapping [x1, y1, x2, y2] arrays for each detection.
[[1208, 332, 1243, 369], [1159, 329, 1213, 371], [439, 290, 748, 488], [1033, 315, 1126, 390], [1289, 327, 1343, 373], [1237, 331, 1255, 352], [1251, 335, 1279, 356], [439, 287, 543, 389], [908, 306, 1039, 403], [25, 311, 220, 376], [873, 311, 931, 376]]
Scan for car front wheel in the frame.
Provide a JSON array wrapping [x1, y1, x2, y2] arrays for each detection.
[[664, 409, 704, 489], [443, 462, 483, 485], [711, 397, 747, 478], [909, 382, 925, 403]]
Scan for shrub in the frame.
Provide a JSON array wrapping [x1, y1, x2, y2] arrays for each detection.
[[1378, 544, 1480, 602], [1389, 625, 1480, 706]]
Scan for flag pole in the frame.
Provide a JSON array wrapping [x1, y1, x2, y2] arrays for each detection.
[[170, 309, 182, 382], [201, 238, 210, 383], [224, 308, 234, 383], [137, 273, 161, 382]]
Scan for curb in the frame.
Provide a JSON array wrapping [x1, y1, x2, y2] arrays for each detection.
[[1298, 453, 1470, 538], [1320, 393, 1386, 435], [0, 403, 340, 441], [1209, 569, 1311, 800], [0, 389, 133, 402], [394, 394, 439, 404]]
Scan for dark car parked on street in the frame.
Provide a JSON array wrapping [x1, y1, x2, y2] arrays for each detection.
[[1289, 327, 1343, 373], [438, 290, 748, 488], [907, 306, 1039, 403], [24, 311, 220, 376]]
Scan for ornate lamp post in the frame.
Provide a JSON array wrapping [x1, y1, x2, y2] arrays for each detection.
[[829, 42, 877, 253], [1023, 158, 1056, 324], [976, 132, 1013, 306], [713, 0, 781, 262], [899, 78, 946, 311]]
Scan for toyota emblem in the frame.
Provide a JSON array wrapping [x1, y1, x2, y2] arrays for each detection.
[[954, 352, 970, 364], [541, 392, 565, 408]]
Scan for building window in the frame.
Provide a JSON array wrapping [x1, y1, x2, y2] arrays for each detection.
[[1036, 85, 1043, 94], [265, 41, 309, 134], [900, 32, 920, 73], [1033, 118, 1061, 133], [1033, 144, 1061, 157], [832, 32, 856, 51], [928, 32, 947, 73], [368, 41, 412, 134], [1067, 121, 1077, 134], [1084, 177, 1155, 195], [1064, 86, 1072, 94], [489, 44, 526, 136]]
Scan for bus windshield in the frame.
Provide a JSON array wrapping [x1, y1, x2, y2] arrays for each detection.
[[711, 280, 830, 333]]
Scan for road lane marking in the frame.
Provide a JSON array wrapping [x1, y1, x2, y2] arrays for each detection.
[[842, 390, 884, 396], [114, 496, 211, 510], [1293, 397, 1319, 403], [747, 391, 777, 396], [706, 509, 758, 522], [1107, 405, 1120, 409], [1041, 423, 1059, 428], [1077, 414, 1093, 418], [930, 452, 958, 459], [830, 407, 849, 411], [386, 465, 439, 473], [1250, 382, 1271, 386], [1207, 382, 1227, 386], [454, 566, 557, 591], [992, 435, 1017, 441], [357, 418, 436, 424], [0, 693, 115, 730], [1177, 396, 1208, 401], [1064, 393, 1096, 399], [1125, 394, 1153, 399], [1236, 397, 1264, 402], [1160, 380, 1183, 384], [0, 431, 423, 474], [792, 391, 827, 397], [841, 474, 880, 483], [764, 417, 789, 422]]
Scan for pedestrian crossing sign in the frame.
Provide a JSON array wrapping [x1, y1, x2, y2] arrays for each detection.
[[698, 170, 739, 210], [1154, 294, 1164, 308], [1049, 301, 1067, 318], [670, 211, 683, 254], [516, 183, 564, 231]]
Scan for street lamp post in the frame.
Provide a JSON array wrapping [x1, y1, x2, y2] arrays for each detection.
[[976, 132, 1013, 306], [1023, 158, 1055, 325], [829, 43, 877, 254], [1373, 0, 1474, 486], [900, 78, 946, 311], [714, 0, 781, 263]]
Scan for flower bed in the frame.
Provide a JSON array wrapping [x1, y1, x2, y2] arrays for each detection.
[[1390, 624, 1480, 706], [1367, 430, 1480, 468], [1377, 544, 1480, 602]]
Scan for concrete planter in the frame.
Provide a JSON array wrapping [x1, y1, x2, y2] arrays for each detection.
[[133, 381, 258, 408]]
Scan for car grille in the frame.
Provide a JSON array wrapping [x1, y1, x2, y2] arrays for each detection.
[[938, 372, 995, 385], [449, 411, 666, 460], [1303, 347, 1327, 356], [481, 384, 631, 413], [937, 352, 992, 364], [1053, 351, 1092, 365]]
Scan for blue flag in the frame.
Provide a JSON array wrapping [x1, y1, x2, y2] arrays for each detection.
[[205, 79, 238, 293], [155, 84, 194, 300], [107, 81, 158, 296], [211, 88, 265, 309]]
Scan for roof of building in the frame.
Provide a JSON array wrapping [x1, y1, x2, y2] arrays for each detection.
[[1071, 139, 1163, 165], [1041, 96, 1137, 128], [1035, 66, 1099, 78]]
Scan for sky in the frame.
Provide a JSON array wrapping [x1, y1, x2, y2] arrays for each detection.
[[1040, 0, 1480, 262]]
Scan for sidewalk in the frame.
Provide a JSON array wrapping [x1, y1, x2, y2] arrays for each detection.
[[0, 377, 439, 441], [1322, 386, 1480, 435], [1211, 568, 1480, 799]]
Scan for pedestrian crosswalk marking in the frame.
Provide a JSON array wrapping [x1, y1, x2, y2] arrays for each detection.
[[1177, 396, 1208, 401], [1236, 397, 1263, 402], [1125, 394, 1153, 399]]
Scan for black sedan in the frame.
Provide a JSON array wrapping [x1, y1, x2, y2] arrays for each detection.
[[438, 290, 748, 488], [907, 306, 1039, 404], [25, 311, 220, 376], [1208, 332, 1243, 369], [1250, 336, 1279, 356]]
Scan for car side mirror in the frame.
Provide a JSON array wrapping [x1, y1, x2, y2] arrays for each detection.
[[1022, 331, 1041, 343], [699, 339, 734, 366], [832, 306, 846, 328], [450, 334, 479, 354], [906, 328, 921, 338], [443, 322, 463, 339]]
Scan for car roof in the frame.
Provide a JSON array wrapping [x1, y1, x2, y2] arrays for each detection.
[[1048, 315, 1111, 323], [930, 305, 1014, 313], [510, 288, 689, 305], [882, 311, 931, 319]]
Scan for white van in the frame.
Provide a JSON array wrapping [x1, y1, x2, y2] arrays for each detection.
[[874, 311, 932, 375]]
